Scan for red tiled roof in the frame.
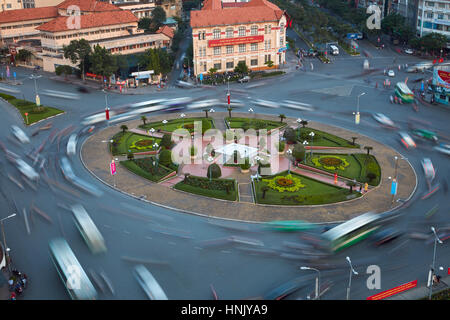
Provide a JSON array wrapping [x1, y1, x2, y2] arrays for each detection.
[[0, 6, 59, 24], [191, 0, 284, 28], [36, 10, 137, 32], [156, 25, 175, 39], [57, 0, 121, 12], [222, 2, 246, 8]]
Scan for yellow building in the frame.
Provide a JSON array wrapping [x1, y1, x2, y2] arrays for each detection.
[[190, 0, 287, 76]]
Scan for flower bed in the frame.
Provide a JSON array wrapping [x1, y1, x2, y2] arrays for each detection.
[[312, 155, 350, 171], [263, 174, 305, 193]]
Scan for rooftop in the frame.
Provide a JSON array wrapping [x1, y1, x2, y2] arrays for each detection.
[[36, 10, 138, 32], [57, 0, 122, 12], [0, 6, 59, 24], [156, 25, 175, 39]]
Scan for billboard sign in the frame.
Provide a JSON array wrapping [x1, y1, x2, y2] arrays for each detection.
[[208, 35, 264, 48], [434, 69, 450, 89], [110, 160, 116, 175], [347, 33, 358, 39], [367, 280, 417, 300]]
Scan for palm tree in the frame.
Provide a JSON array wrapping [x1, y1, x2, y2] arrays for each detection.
[[346, 180, 356, 193], [351, 137, 358, 145], [121, 125, 128, 134], [300, 120, 308, 128], [203, 109, 209, 118], [279, 114, 286, 123], [262, 186, 269, 199], [141, 115, 147, 126], [227, 106, 233, 118], [364, 146, 373, 155]]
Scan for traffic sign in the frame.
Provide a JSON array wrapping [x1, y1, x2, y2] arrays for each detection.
[[199, 73, 203, 81]]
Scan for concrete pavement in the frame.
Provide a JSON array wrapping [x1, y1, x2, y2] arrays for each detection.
[[81, 112, 417, 223], [386, 275, 450, 300]]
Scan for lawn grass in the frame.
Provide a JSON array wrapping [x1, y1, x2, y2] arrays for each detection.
[[120, 158, 175, 183], [140, 117, 215, 133], [0, 94, 64, 125], [254, 171, 360, 205], [225, 117, 286, 131], [298, 127, 359, 148], [174, 176, 238, 201], [303, 153, 381, 186], [111, 131, 161, 155]]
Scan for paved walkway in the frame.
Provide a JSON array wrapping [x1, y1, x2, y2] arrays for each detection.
[[386, 275, 450, 300], [81, 112, 417, 223]]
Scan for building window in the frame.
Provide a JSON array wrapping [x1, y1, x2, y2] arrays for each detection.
[[239, 44, 246, 53], [226, 45, 233, 54], [280, 37, 284, 46], [226, 61, 234, 69], [213, 29, 221, 39], [251, 25, 258, 35], [437, 13, 444, 19], [238, 26, 246, 37], [199, 47, 203, 57], [426, 12, 433, 19], [214, 63, 221, 70], [226, 28, 233, 38], [426, 1, 434, 7], [214, 47, 221, 55], [251, 43, 258, 51], [251, 59, 258, 66], [280, 23, 285, 34], [264, 25, 268, 34], [438, 3, 445, 8], [203, 64, 207, 72], [6, 4, 11, 8], [268, 25, 271, 33], [265, 54, 271, 63]]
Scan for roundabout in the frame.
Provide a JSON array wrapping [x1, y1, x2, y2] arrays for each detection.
[[81, 112, 417, 223]]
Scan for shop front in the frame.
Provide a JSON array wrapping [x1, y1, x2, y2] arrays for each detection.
[[432, 67, 450, 106]]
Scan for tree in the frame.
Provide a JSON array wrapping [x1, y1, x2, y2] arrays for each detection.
[[121, 125, 128, 134], [351, 137, 358, 145], [63, 39, 92, 82], [283, 127, 297, 144], [279, 114, 286, 123], [234, 61, 249, 74], [55, 65, 72, 80], [292, 143, 306, 162], [265, 60, 274, 68], [419, 32, 448, 55], [227, 106, 233, 118], [159, 149, 172, 166], [364, 146, 373, 155], [262, 186, 269, 199], [151, 6, 167, 31], [278, 141, 286, 152], [89, 44, 117, 79], [140, 48, 173, 76], [160, 133, 173, 149], [138, 17, 152, 32], [208, 68, 217, 77], [300, 120, 308, 128], [16, 49, 33, 63], [346, 180, 356, 193], [127, 152, 134, 160], [203, 109, 209, 118], [141, 115, 147, 126], [207, 163, 222, 179]]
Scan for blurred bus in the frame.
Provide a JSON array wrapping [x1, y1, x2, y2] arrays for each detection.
[[48, 238, 97, 300], [265, 220, 316, 232], [321, 212, 382, 252], [394, 82, 414, 103], [133, 265, 168, 300], [71, 204, 106, 254]]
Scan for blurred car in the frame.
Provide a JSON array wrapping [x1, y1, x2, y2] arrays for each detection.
[[398, 131, 416, 149], [238, 76, 250, 83], [187, 99, 220, 110], [263, 277, 307, 300], [60, 156, 76, 181], [41, 89, 80, 100], [175, 80, 195, 88], [404, 48, 413, 54], [421, 158, 435, 181], [372, 228, 402, 246], [66, 134, 78, 156], [11, 125, 30, 144], [411, 129, 438, 143], [388, 70, 395, 77], [80, 126, 95, 136], [77, 86, 90, 93], [253, 99, 279, 108], [433, 143, 450, 155], [373, 113, 395, 127], [162, 97, 193, 106], [16, 158, 39, 181], [133, 265, 168, 300]]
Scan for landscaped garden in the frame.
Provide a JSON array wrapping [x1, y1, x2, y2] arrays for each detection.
[[174, 174, 238, 201], [0, 93, 64, 125], [225, 117, 286, 132], [120, 156, 177, 183], [254, 171, 361, 205], [292, 126, 359, 148], [140, 117, 215, 134], [111, 131, 162, 155]]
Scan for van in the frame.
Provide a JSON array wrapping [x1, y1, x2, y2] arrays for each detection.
[[330, 45, 339, 55]]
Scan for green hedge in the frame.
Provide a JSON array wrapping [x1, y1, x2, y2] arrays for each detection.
[[120, 158, 175, 183], [352, 154, 381, 186], [3, 96, 64, 125], [0, 93, 16, 101], [174, 175, 237, 201]]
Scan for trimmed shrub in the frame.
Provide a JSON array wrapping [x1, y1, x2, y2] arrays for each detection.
[[127, 152, 134, 160], [366, 172, 377, 182], [278, 141, 285, 152], [190, 146, 197, 156], [160, 133, 173, 149], [159, 149, 172, 166], [207, 163, 222, 179], [240, 157, 251, 170], [283, 127, 297, 143], [292, 143, 306, 162]]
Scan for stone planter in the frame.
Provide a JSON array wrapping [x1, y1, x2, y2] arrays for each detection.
[[240, 168, 250, 173]]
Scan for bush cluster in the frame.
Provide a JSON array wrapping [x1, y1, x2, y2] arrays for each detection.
[[183, 175, 235, 193]]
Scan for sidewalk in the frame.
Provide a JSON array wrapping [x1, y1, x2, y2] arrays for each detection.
[[386, 275, 450, 300]]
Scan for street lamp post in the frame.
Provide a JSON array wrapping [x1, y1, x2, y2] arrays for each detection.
[[207, 156, 213, 182], [1, 213, 17, 272], [29, 74, 42, 107], [162, 120, 168, 132], [428, 226, 443, 300], [346, 256, 358, 300], [309, 131, 315, 159], [180, 113, 186, 128], [296, 118, 302, 139], [354, 92, 365, 125], [303, 140, 308, 164], [286, 148, 292, 174], [300, 266, 321, 300]]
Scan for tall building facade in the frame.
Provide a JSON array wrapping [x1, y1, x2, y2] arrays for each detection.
[[190, 0, 287, 76], [416, 0, 450, 37]]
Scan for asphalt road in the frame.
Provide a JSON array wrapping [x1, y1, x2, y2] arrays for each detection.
[[0, 41, 448, 300]]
